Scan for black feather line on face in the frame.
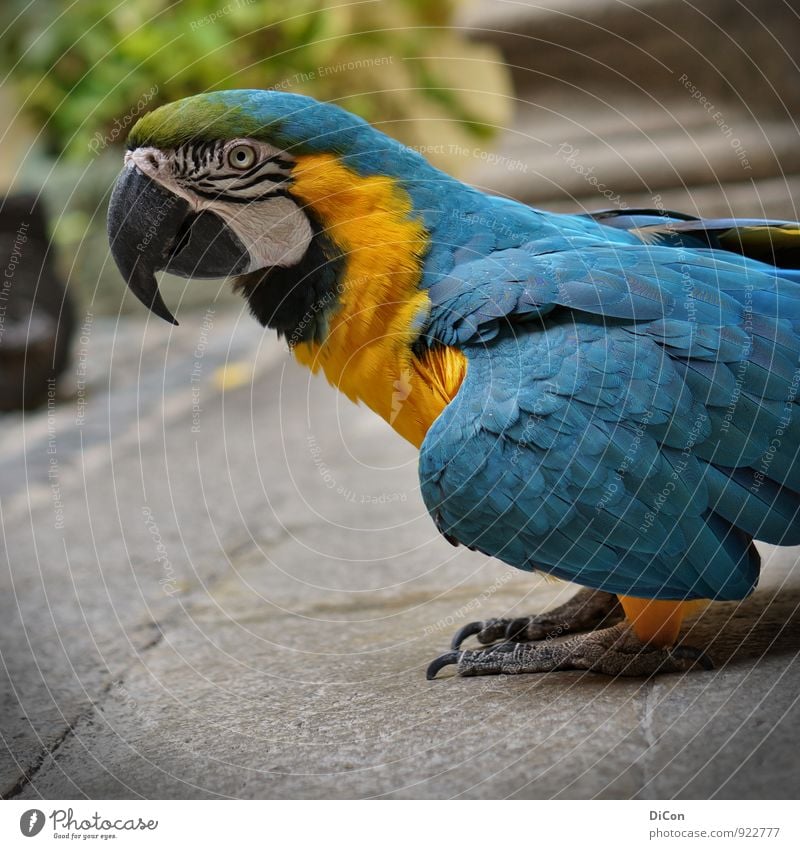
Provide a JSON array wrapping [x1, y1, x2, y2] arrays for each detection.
[[233, 213, 344, 346], [190, 183, 290, 204]]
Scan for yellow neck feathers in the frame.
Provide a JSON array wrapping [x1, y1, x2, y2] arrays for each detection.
[[288, 153, 465, 447]]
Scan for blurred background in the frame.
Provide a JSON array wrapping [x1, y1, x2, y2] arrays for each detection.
[[0, 0, 512, 320], [3, 0, 800, 801]]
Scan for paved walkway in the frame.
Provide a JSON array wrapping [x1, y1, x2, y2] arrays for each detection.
[[2, 310, 799, 799]]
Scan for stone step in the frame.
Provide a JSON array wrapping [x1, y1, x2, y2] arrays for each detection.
[[459, 0, 800, 117], [466, 105, 798, 203], [458, 0, 800, 213]]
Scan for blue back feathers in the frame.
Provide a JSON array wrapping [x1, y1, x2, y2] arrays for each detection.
[[419, 210, 800, 601]]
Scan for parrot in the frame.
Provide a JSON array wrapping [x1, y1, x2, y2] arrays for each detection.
[[107, 90, 800, 679]]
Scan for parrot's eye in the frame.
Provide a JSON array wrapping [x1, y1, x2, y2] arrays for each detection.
[[227, 143, 257, 170]]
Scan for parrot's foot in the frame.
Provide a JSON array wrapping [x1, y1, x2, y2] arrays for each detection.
[[450, 587, 623, 651], [427, 622, 714, 679]]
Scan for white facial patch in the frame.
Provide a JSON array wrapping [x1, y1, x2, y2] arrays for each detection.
[[219, 196, 313, 271]]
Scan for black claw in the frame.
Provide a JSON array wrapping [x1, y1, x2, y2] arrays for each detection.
[[696, 653, 715, 671], [505, 617, 531, 641], [426, 651, 462, 680], [671, 645, 715, 671], [450, 621, 483, 650]]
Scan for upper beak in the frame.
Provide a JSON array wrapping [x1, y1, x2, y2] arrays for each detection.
[[107, 164, 251, 325]]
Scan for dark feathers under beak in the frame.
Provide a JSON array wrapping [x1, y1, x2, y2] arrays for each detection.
[[107, 165, 251, 325]]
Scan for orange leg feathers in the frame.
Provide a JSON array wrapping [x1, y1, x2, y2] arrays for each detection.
[[618, 596, 707, 647]]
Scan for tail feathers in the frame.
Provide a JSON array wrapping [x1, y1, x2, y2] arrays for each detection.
[[705, 463, 800, 545], [675, 511, 760, 600], [590, 208, 800, 269]]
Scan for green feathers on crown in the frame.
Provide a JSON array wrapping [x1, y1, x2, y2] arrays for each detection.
[[128, 92, 269, 149], [127, 90, 374, 154]]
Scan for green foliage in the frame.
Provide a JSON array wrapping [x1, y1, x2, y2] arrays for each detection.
[[1, 0, 508, 158]]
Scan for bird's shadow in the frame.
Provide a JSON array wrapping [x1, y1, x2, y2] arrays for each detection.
[[683, 583, 800, 665]]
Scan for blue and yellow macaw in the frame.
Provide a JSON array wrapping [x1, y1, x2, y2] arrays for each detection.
[[108, 90, 800, 678]]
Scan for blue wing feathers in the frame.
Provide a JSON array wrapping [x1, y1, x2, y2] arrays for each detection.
[[419, 203, 800, 601]]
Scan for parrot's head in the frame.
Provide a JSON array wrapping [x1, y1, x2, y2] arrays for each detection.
[[107, 89, 441, 332]]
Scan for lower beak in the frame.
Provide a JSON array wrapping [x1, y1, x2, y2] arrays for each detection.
[[107, 165, 250, 324]]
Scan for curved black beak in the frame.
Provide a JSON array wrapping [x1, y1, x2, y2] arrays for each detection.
[[107, 165, 251, 325]]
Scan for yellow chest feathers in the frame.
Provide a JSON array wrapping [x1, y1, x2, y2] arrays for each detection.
[[288, 153, 465, 447]]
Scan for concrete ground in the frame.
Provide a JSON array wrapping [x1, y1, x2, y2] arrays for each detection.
[[1, 308, 799, 799]]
